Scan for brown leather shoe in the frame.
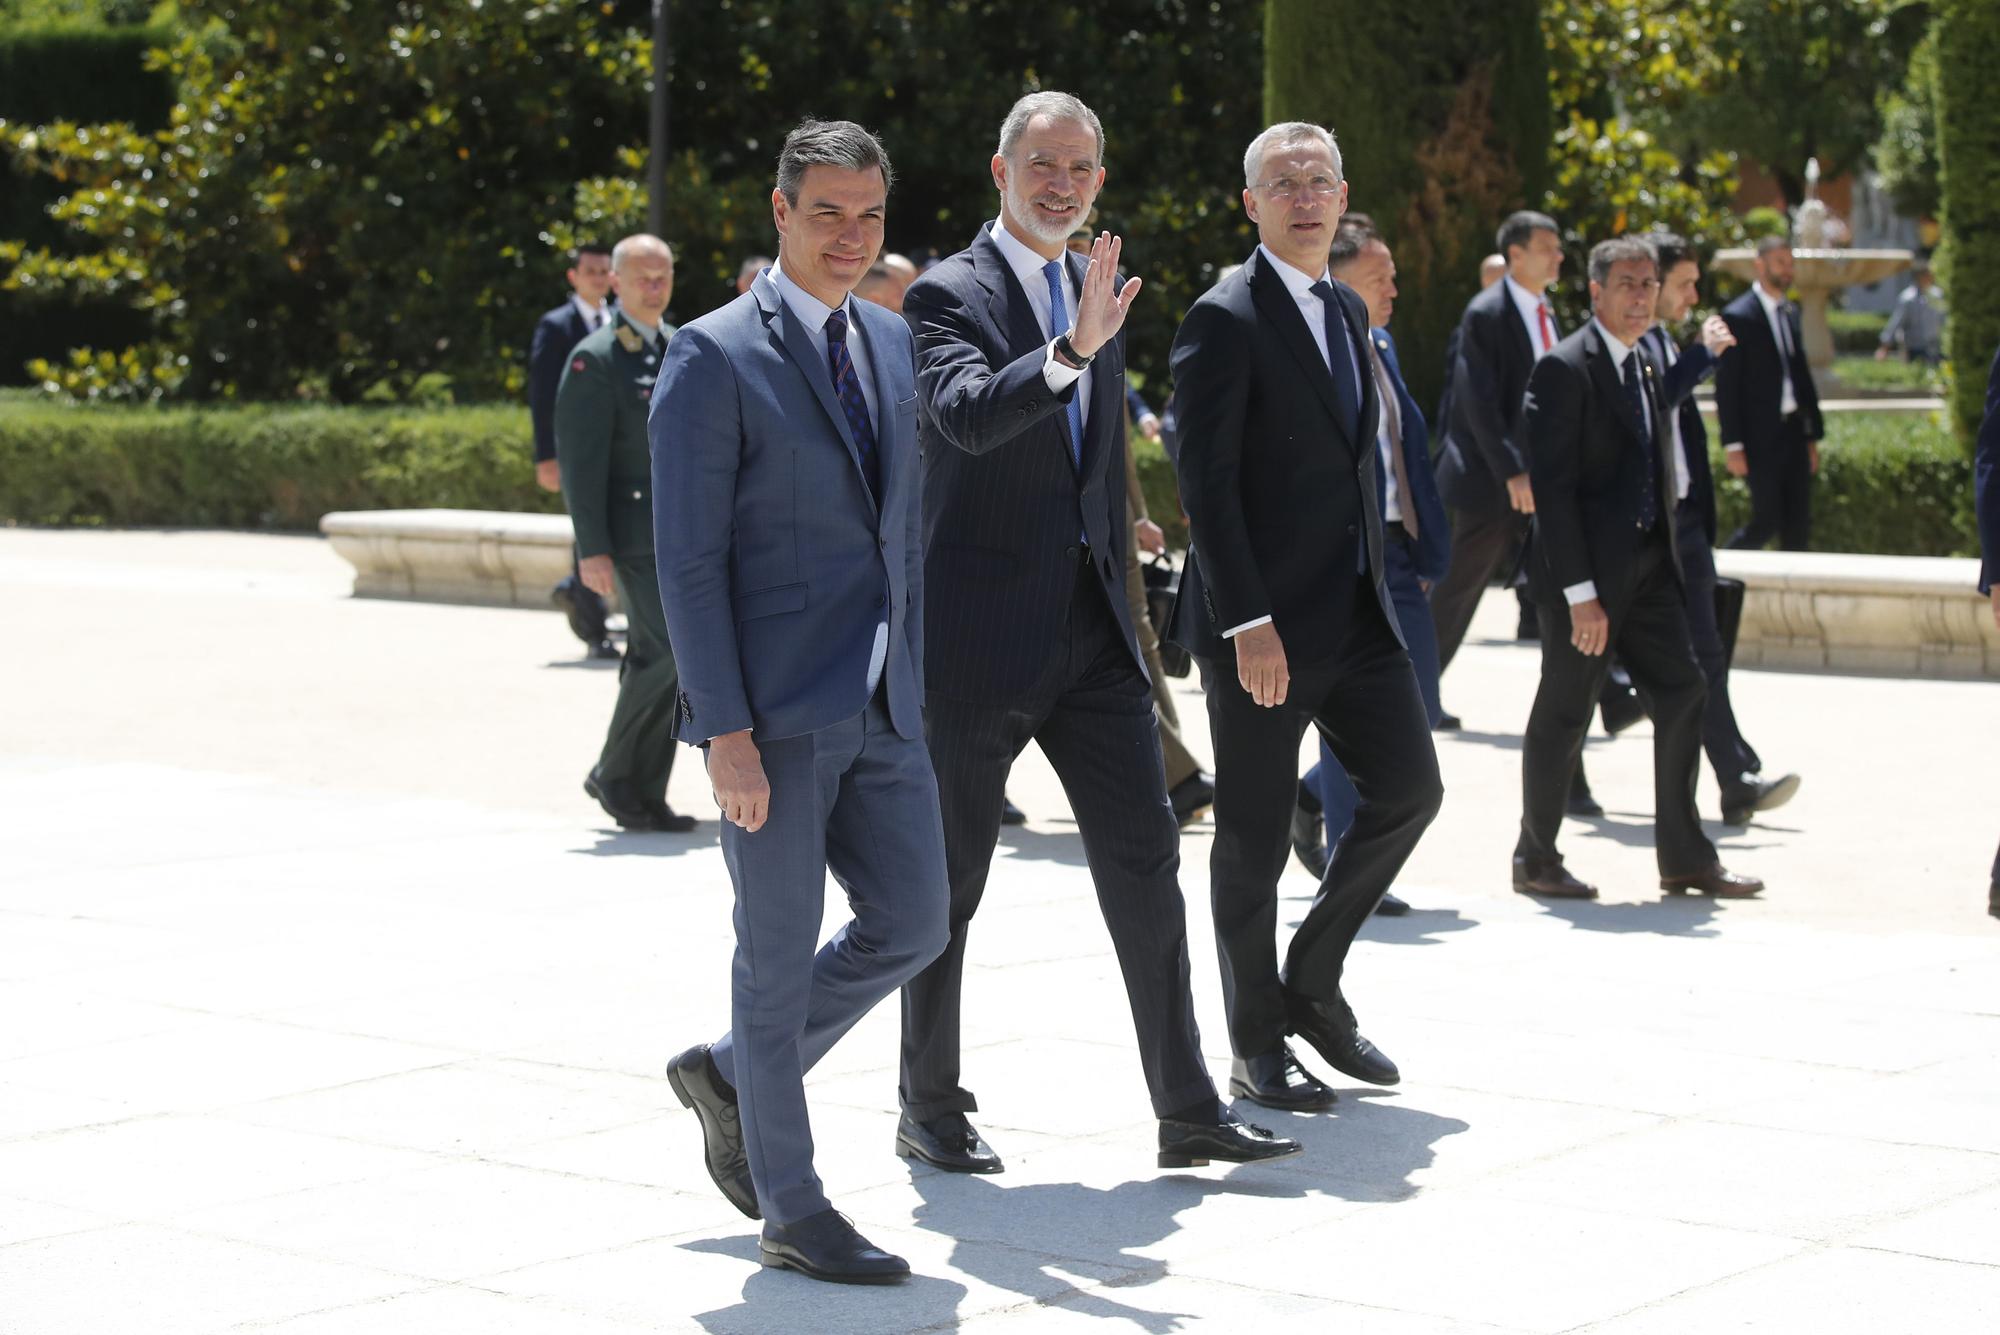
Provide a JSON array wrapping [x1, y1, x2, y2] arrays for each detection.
[[1661, 864, 1763, 897], [1512, 857, 1598, 899]]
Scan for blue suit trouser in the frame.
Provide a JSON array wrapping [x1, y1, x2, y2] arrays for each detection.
[[1306, 531, 1442, 847], [708, 694, 949, 1224]]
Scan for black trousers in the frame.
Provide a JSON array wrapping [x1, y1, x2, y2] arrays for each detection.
[[1517, 532, 1715, 877], [899, 558, 1214, 1122], [1726, 416, 1812, 551], [1431, 504, 1530, 672], [1676, 510, 1760, 784], [1199, 586, 1442, 1059]]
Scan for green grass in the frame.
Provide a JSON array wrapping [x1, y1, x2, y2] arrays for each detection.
[[1830, 355, 1945, 396]]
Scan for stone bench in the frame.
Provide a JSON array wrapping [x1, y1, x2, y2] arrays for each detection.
[[320, 508, 587, 609], [1715, 549, 1997, 679]]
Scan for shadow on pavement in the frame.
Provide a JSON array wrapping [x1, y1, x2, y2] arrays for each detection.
[[995, 821, 1091, 868], [572, 827, 716, 859], [540, 657, 621, 671], [1263, 1090, 1470, 1202], [1357, 907, 1480, 946], [1527, 894, 1726, 938], [1431, 727, 1525, 752], [685, 1234, 972, 1334]]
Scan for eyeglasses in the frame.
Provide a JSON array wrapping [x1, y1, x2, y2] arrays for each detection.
[[1252, 175, 1341, 199]]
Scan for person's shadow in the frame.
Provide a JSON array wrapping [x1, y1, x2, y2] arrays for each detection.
[[994, 820, 1092, 868], [1527, 893, 1726, 938], [571, 826, 713, 859], [685, 1234, 972, 1333]]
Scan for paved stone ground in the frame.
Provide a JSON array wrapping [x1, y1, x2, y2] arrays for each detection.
[[3, 528, 1998, 1335]]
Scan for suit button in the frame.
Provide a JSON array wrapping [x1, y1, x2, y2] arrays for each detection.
[[1346, 523, 1358, 536], [630, 489, 643, 500], [876, 593, 887, 607], [1065, 544, 1080, 560]]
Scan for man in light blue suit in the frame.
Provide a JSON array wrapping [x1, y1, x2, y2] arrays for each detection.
[[649, 119, 947, 1286], [1295, 217, 1452, 908]]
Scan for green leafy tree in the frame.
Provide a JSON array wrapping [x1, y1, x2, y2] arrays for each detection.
[[3, 1, 647, 401], [1264, 0, 1551, 412], [1935, 0, 2000, 445], [1873, 22, 1940, 221]]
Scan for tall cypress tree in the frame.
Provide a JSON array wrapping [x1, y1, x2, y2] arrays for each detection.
[[1262, 0, 1549, 414], [1936, 0, 2000, 447]]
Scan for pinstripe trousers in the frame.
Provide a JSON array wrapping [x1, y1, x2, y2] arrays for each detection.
[[899, 558, 1217, 1122]]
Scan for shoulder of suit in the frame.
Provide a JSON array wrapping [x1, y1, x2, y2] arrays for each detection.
[[539, 303, 576, 326], [565, 323, 619, 366]]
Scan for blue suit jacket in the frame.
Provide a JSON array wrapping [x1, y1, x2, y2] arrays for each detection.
[[1977, 345, 2000, 596], [529, 300, 595, 463], [1646, 328, 1721, 546], [1370, 327, 1452, 584], [648, 271, 925, 744]]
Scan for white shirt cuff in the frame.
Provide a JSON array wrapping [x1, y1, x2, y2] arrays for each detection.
[[1042, 340, 1085, 394], [1222, 615, 1273, 638], [1723, 442, 1745, 453], [1562, 582, 1598, 606]]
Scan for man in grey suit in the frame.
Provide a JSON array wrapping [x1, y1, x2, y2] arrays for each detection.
[[650, 120, 947, 1286]]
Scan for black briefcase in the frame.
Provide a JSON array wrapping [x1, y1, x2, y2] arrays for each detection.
[[1143, 553, 1192, 678], [1714, 576, 1747, 666]]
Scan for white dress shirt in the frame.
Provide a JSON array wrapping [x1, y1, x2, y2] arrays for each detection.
[[988, 217, 1090, 422], [1753, 281, 1799, 418], [1505, 274, 1560, 359], [1369, 333, 1403, 525], [1651, 327, 1693, 504], [1221, 245, 1372, 640], [770, 258, 888, 693], [572, 294, 609, 331], [1561, 319, 1655, 608]]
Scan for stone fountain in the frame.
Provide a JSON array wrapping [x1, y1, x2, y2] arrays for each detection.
[[1711, 159, 1913, 388]]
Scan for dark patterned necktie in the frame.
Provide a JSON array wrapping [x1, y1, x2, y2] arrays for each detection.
[[823, 308, 880, 502], [1622, 351, 1660, 528], [1309, 280, 1362, 442]]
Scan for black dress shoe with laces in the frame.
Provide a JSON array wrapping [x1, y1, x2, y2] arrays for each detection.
[[1157, 1110, 1303, 1168], [641, 799, 698, 833], [1374, 891, 1410, 916], [1513, 856, 1599, 900], [1433, 710, 1462, 732], [665, 1044, 759, 1219], [894, 1111, 1002, 1174], [1719, 771, 1800, 826], [1228, 1043, 1338, 1111], [1285, 990, 1401, 1086], [759, 1209, 909, 1285], [585, 767, 654, 829], [1169, 771, 1215, 828], [1000, 794, 1027, 826]]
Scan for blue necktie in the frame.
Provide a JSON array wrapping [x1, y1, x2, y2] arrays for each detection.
[[1042, 260, 1085, 473], [823, 308, 880, 503], [1622, 351, 1660, 529], [1309, 280, 1363, 443]]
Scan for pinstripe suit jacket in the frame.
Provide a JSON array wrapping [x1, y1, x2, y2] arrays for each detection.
[[905, 223, 1144, 706]]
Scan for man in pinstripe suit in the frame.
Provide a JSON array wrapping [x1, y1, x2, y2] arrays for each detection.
[[896, 91, 1299, 1176]]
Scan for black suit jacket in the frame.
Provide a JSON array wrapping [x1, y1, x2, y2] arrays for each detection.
[[904, 223, 1142, 705], [1714, 288, 1824, 459], [1522, 321, 1681, 610], [1646, 327, 1720, 546], [529, 300, 596, 463], [1435, 278, 1538, 515], [1167, 246, 1398, 667], [1977, 345, 2000, 596]]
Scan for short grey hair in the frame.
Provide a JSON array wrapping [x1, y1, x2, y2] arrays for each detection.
[[775, 118, 894, 206], [1243, 121, 1342, 189], [1588, 235, 1657, 286], [611, 234, 673, 271], [996, 91, 1105, 164]]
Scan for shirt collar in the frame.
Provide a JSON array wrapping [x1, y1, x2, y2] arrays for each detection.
[[770, 257, 853, 335], [1256, 243, 1331, 299], [621, 312, 661, 346], [990, 216, 1072, 290], [1755, 282, 1789, 316], [1504, 274, 1547, 324], [571, 294, 606, 325], [1593, 317, 1639, 363]]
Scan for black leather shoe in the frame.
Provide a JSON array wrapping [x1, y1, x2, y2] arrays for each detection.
[[759, 1209, 908, 1285], [1158, 1110, 1303, 1168], [1516, 607, 1540, 641], [1989, 878, 1999, 920], [1661, 863, 1764, 898], [586, 638, 621, 661], [1374, 891, 1410, 916], [1720, 771, 1800, 826], [1000, 794, 1027, 826], [585, 767, 653, 829], [1284, 990, 1400, 1086], [1599, 682, 1647, 736], [1513, 856, 1599, 900], [641, 799, 698, 833], [1228, 1044, 1338, 1111], [1433, 710, 1462, 732], [1169, 771, 1215, 828], [1290, 794, 1330, 880], [894, 1111, 1002, 1174], [665, 1044, 759, 1219]]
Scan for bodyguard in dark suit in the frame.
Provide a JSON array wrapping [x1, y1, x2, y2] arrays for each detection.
[[1172, 122, 1443, 1110], [1716, 236, 1824, 551], [898, 92, 1297, 1174], [652, 122, 948, 1285], [554, 236, 693, 833], [1513, 237, 1762, 902], [1975, 345, 2000, 918], [529, 243, 616, 658], [1297, 218, 1450, 907], [1429, 211, 1566, 677], [1642, 233, 1799, 827]]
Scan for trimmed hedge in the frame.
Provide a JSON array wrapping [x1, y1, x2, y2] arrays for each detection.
[[0, 400, 1974, 560], [1938, 0, 2000, 446]]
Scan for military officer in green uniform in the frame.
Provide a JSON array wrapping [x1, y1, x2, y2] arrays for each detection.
[[556, 233, 697, 832]]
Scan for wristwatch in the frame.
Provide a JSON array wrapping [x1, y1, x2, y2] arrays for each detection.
[[1053, 332, 1094, 369]]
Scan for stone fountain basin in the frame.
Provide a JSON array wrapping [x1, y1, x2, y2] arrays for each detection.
[[1711, 248, 1911, 287]]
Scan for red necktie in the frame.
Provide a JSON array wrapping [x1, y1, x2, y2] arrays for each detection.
[[1536, 301, 1555, 353]]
